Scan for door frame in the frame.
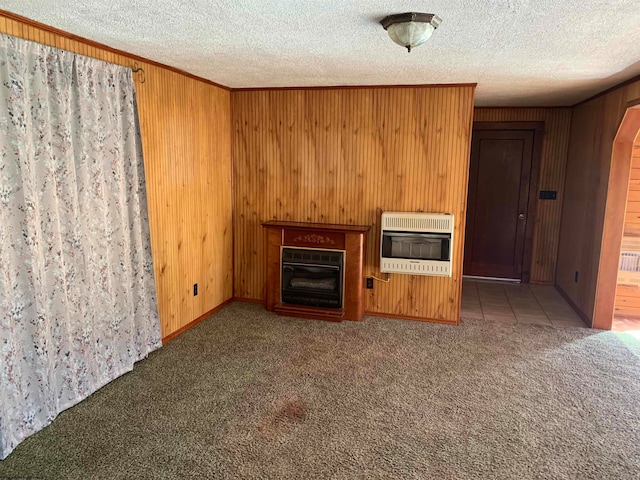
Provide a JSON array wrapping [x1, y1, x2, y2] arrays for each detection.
[[469, 122, 545, 283], [592, 100, 640, 329]]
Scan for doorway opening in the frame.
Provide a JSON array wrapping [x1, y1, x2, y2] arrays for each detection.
[[594, 101, 640, 330], [464, 122, 544, 283]]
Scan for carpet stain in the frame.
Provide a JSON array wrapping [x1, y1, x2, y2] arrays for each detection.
[[257, 398, 307, 438], [4, 303, 640, 479], [276, 399, 307, 423]]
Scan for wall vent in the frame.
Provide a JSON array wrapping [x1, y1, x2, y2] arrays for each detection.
[[382, 212, 452, 233], [620, 251, 640, 272], [380, 259, 451, 276]]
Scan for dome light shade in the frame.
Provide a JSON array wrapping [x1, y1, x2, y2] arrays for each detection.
[[380, 12, 442, 52]]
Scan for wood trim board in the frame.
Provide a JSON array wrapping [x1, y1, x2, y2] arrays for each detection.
[[472, 109, 571, 285], [555, 283, 593, 327], [593, 106, 640, 329], [1, 7, 639, 108], [469, 121, 545, 283], [162, 298, 234, 344], [0, 9, 231, 91]]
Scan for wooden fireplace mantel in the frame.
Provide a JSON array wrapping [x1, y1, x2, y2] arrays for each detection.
[[262, 220, 370, 321]]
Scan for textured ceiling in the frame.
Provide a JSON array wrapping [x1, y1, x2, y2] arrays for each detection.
[[3, 0, 640, 106]]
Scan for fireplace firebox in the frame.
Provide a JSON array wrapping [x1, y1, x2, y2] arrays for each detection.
[[262, 221, 370, 322], [281, 247, 344, 308]]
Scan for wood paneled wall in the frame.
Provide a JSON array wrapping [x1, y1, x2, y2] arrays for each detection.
[[232, 86, 475, 322], [473, 108, 572, 284], [622, 143, 640, 237], [557, 80, 640, 323], [614, 141, 640, 318], [0, 14, 234, 339]]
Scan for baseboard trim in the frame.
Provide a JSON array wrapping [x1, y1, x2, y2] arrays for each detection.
[[364, 310, 459, 325], [555, 284, 593, 328], [233, 297, 266, 305], [162, 298, 234, 344]]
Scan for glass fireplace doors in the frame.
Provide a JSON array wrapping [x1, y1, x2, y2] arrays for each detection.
[[281, 247, 344, 309]]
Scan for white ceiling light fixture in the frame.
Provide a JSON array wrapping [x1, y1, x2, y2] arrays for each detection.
[[380, 12, 442, 53]]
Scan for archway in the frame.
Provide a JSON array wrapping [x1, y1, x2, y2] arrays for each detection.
[[593, 100, 640, 329]]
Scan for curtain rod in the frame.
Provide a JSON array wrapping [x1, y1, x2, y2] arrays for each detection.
[[131, 63, 146, 83]]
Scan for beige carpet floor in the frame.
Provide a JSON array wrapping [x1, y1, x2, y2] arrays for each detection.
[[1, 302, 639, 479]]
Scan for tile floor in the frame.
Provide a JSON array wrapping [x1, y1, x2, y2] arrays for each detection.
[[461, 278, 587, 328]]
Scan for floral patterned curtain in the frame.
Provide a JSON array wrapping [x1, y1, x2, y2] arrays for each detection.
[[0, 34, 161, 460]]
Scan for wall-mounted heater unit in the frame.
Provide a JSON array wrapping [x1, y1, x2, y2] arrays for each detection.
[[380, 212, 454, 276]]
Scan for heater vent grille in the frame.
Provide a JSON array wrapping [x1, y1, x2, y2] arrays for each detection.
[[620, 251, 640, 272], [380, 259, 451, 276], [382, 212, 452, 233]]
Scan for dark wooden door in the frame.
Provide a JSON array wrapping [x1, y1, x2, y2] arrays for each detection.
[[464, 130, 534, 279]]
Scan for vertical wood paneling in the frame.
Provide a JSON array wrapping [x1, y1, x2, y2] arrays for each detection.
[[557, 79, 640, 321], [232, 87, 475, 322], [0, 15, 233, 339], [614, 142, 640, 316], [473, 108, 572, 284]]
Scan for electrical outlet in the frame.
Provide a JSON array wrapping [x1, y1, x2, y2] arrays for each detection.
[[193, 283, 198, 296], [366, 277, 374, 289], [574, 271, 579, 283]]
